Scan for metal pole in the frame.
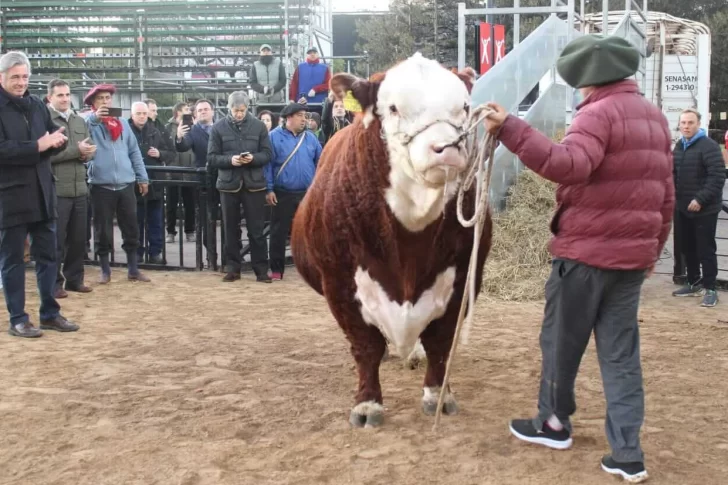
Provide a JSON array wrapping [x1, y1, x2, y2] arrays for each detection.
[[514, 0, 520, 46], [434, 0, 438, 61], [602, 0, 609, 34], [457, 3, 466, 70], [567, 0, 575, 41], [486, 0, 494, 72], [580, 0, 586, 32], [284, 0, 290, 102]]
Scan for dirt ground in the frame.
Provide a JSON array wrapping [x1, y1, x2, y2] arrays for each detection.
[[0, 267, 726, 485]]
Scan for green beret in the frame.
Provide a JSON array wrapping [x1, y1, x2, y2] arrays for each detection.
[[556, 34, 640, 88]]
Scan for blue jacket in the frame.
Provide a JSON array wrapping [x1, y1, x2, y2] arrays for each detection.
[[681, 127, 707, 150], [265, 127, 322, 192], [295, 61, 329, 104], [85, 112, 148, 187]]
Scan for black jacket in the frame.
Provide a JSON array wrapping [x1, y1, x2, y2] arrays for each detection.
[[320, 97, 353, 146], [207, 114, 272, 192], [176, 122, 216, 188], [0, 87, 66, 229], [129, 118, 175, 201], [673, 134, 726, 217]]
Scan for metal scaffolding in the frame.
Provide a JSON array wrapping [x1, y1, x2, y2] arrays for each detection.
[[0, 0, 333, 103]]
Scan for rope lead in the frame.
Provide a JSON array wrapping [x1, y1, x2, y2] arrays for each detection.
[[433, 106, 497, 432]]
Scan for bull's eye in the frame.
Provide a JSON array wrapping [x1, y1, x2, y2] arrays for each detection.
[[389, 104, 398, 115]]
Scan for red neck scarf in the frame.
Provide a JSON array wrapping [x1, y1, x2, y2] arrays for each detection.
[[94, 108, 123, 141]]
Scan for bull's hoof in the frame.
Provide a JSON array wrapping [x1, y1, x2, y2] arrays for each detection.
[[349, 400, 384, 428], [422, 387, 459, 416]]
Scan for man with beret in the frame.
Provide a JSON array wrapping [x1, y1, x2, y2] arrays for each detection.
[[484, 35, 675, 482], [265, 103, 322, 280], [84, 83, 151, 284]]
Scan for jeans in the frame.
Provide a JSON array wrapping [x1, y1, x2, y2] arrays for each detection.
[[0, 220, 60, 326], [137, 199, 164, 257]]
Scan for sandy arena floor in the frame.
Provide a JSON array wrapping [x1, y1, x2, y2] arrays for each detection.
[[0, 267, 726, 485]]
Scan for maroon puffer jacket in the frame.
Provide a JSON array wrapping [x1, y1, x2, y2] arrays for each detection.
[[497, 79, 675, 270]]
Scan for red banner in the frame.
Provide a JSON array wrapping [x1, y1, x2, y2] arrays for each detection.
[[479, 22, 492, 75], [494, 24, 506, 64], [479, 23, 506, 75]]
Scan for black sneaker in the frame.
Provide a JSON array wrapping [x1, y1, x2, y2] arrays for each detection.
[[508, 418, 573, 450], [672, 283, 704, 297], [600, 455, 648, 483]]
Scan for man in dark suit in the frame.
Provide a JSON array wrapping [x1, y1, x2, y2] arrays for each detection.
[[175, 98, 218, 262], [0, 51, 80, 338]]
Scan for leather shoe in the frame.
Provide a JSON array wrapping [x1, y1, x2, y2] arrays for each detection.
[[257, 275, 273, 284], [99, 272, 111, 284], [40, 315, 79, 332], [9, 322, 43, 338], [66, 283, 93, 293], [222, 272, 241, 282], [128, 272, 151, 282], [54, 287, 68, 299]]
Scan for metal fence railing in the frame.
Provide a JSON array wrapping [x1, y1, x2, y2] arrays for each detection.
[[88, 165, 293, 273]]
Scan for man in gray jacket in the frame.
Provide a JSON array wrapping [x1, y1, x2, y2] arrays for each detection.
[[207, 91, 272, 283], [47, 79, 95, 298]]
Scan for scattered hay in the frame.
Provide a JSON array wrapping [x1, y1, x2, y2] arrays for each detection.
[[483, 169, 556, 301]]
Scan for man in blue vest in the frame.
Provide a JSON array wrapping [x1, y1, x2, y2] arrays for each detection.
[[288, 47, 331, 110]]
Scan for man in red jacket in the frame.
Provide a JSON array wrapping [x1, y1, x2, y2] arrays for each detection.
[[484, 35, 674, 483]]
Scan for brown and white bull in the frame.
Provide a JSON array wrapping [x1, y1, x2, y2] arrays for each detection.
[[291, 53, 493, 427]]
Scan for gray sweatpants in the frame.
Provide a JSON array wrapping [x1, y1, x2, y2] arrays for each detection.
[[533, 258, 646, 463]]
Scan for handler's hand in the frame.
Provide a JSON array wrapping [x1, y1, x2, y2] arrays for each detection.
[[138, 183, 149, 196], [483, 102, 509, 134], [687, 199, 702, 212]]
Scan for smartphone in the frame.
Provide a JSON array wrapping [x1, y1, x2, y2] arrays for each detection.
[[240, 151, 251, 157], [106, 107, 123, 117], [182, 114, 194, 127]]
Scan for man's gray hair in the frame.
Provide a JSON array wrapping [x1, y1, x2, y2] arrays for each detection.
[[0, 51, 32, 75], [131, 101, 149, 112], [227, 91, 250, 109]]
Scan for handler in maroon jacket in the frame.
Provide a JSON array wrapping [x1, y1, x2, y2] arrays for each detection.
[[485, 35, 674, 483]]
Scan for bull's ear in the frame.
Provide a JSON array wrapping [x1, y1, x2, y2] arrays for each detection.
[[330, 72, 381, 114], [451, 67, 477, 94]]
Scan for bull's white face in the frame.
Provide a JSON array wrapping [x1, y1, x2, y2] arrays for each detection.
[[375, 53, 471, 187]]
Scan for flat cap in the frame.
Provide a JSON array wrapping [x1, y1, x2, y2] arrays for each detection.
[[280, 102, 307, 118], [556, 35, 640, 88], [83, 83, 116, 106]]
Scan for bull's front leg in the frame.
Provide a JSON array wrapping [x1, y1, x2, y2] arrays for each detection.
[[324, 289, 388, 428], [349, 328, 387, 428], [418, 307, 462, 417]]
